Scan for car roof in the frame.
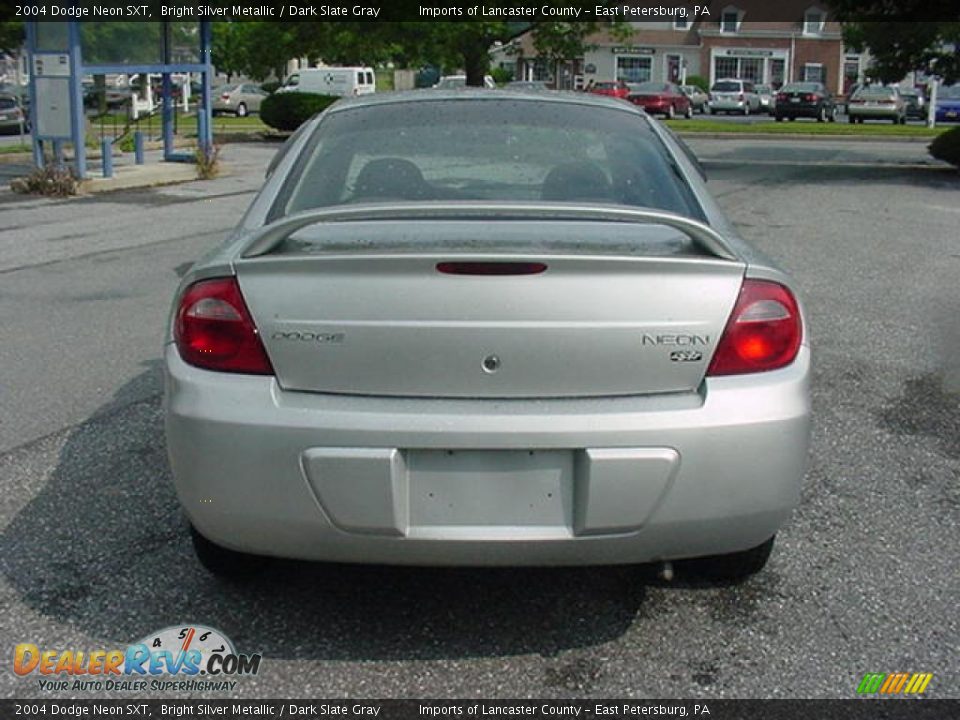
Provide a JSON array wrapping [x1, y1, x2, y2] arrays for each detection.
[[325, 87, 646, 116]]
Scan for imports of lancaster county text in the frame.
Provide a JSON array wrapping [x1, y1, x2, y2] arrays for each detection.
[[160, 4, 382, 17]]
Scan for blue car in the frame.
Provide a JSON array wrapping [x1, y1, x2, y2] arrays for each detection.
[[935, 84, 960, 122]]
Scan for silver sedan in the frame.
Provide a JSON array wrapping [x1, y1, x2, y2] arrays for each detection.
[[165, 90, 811, 580]]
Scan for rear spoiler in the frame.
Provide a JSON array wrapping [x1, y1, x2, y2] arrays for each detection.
[[240, 202, 739, 261]]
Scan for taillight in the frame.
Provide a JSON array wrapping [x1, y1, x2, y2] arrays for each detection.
[[220, 93, 230, 100], [776, 93, 787, 102], [437, 261, 547, 276], [174, 277, 273, 375], [707, 279, 802, 376], [804, 93, 816, 101]]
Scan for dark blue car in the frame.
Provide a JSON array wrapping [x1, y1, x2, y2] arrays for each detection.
[[935, 84, 960, 122]]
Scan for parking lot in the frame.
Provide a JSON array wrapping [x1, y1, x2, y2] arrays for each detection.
[[0, 139, 957, 699]]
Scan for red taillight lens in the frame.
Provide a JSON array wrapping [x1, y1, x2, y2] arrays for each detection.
[[707, 279, 802, 376], [174, 277, 273, 375], [804, 93, 816, 101], [776, 93, 787, 101], [220, 93, 230, 100]]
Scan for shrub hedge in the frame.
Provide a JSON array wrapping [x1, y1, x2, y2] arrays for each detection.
[[260, 92, 339, 132], [929, 126, 960, 168]]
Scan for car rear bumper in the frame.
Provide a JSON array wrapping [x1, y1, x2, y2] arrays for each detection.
[[848, 105, 899, 118], [709, 100, 747, 111], [164, 344, 811, 566], [776, 102, 819, 117]]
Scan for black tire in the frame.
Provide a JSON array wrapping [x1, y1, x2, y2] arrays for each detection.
[[788, 116, 796, 121], [681, 536, 776, 582], [236, 102, 248, 118], [684, 104, 693, 119], [899, 114, 907, 125], [666, 104, 675, 119], [817, 105, 827, 123], [190, 523, 267, 579], [848, 114, 855, 124], [775, 114, 784, 122]]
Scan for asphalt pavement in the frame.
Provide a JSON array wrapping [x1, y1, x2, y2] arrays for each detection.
[[0, 140, 957, 700]]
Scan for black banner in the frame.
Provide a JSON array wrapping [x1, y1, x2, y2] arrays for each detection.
[[1, 700, 958, 720], [7, 0, 960, 22]]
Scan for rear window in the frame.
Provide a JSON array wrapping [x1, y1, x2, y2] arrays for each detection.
[[854, 86, 896, 99], [631, 82, 669, 93], [941, 85, 960, 99], [781, 83, 820, 93], [217, 84, 238, 94], [712, 81, 741, 92], [271, 99, 702, 221]]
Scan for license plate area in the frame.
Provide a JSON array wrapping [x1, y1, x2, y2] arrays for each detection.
[[406, 450, 573, 539]]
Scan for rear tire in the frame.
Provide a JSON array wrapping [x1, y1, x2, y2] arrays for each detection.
[[681, 536, 776, 582], [775, 114, 784, 122], [190, 524, 267, 579], [848, 115, 855, 124], [684, 104, 693, 119], [817, 105, 827, 123], [666, 104, 675, 119]]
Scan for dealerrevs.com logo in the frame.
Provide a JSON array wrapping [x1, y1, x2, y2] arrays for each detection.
[[14, 624, 262, 693]]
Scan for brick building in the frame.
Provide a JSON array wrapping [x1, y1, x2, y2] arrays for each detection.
[[498, 5, 866, 95]]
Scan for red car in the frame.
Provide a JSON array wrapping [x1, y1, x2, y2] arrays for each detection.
[[626, 81, 693, 119], [589, 80, 630, 100]]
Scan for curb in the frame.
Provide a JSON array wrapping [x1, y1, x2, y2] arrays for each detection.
[[675, 131, 936, 143]]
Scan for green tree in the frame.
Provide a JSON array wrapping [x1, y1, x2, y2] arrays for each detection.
[[0, 20, 24, 55], [830, 1, 960, 84]]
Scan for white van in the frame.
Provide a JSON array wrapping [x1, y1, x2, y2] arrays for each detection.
[[279, 67, 376, 97]]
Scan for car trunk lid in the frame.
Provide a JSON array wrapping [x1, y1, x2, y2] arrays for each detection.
[[235, 220, 745, 399]]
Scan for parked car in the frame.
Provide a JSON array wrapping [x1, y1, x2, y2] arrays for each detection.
[[679, 85, 708, 113], [934, 84, 960, 122], [505, 80, 551, 92], [434, 75, 496, 89], [847, 85, 906, 124], [899, 87, 926, 120], [0, 94, 27, 133], [708, 78, 761, 115], [754, 84, 775, 113], [212, 83, 268, 117], [774, 82, 837, 123], [166, 89, 810, 581], [588, 80, 630, 100], [82, 82, 131, 111], [626, 81, 693, 119]]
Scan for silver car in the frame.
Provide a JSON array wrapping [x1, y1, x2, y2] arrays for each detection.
[[165, 90, 810, 580], [847, 85, 906, 124], [708, 78, 761, 115], [212, 83, 268, 117]]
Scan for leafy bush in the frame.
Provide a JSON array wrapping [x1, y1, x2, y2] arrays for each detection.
[[260, 92, 339, 132], [685, 75, 709, 91], [10, 164, 79, 196], [260, 81, 281, 94], [490, 66, 514, 86], [929, 126, 960, 168]]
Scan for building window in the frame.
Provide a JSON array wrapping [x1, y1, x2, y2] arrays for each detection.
[[616, 56, 652, 84], [674, 19, 688, 30], [721, 10, 740, 33], [803, 63, 825, 83], [715, 57, 739, 79], [804, 9, 824, 35]]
